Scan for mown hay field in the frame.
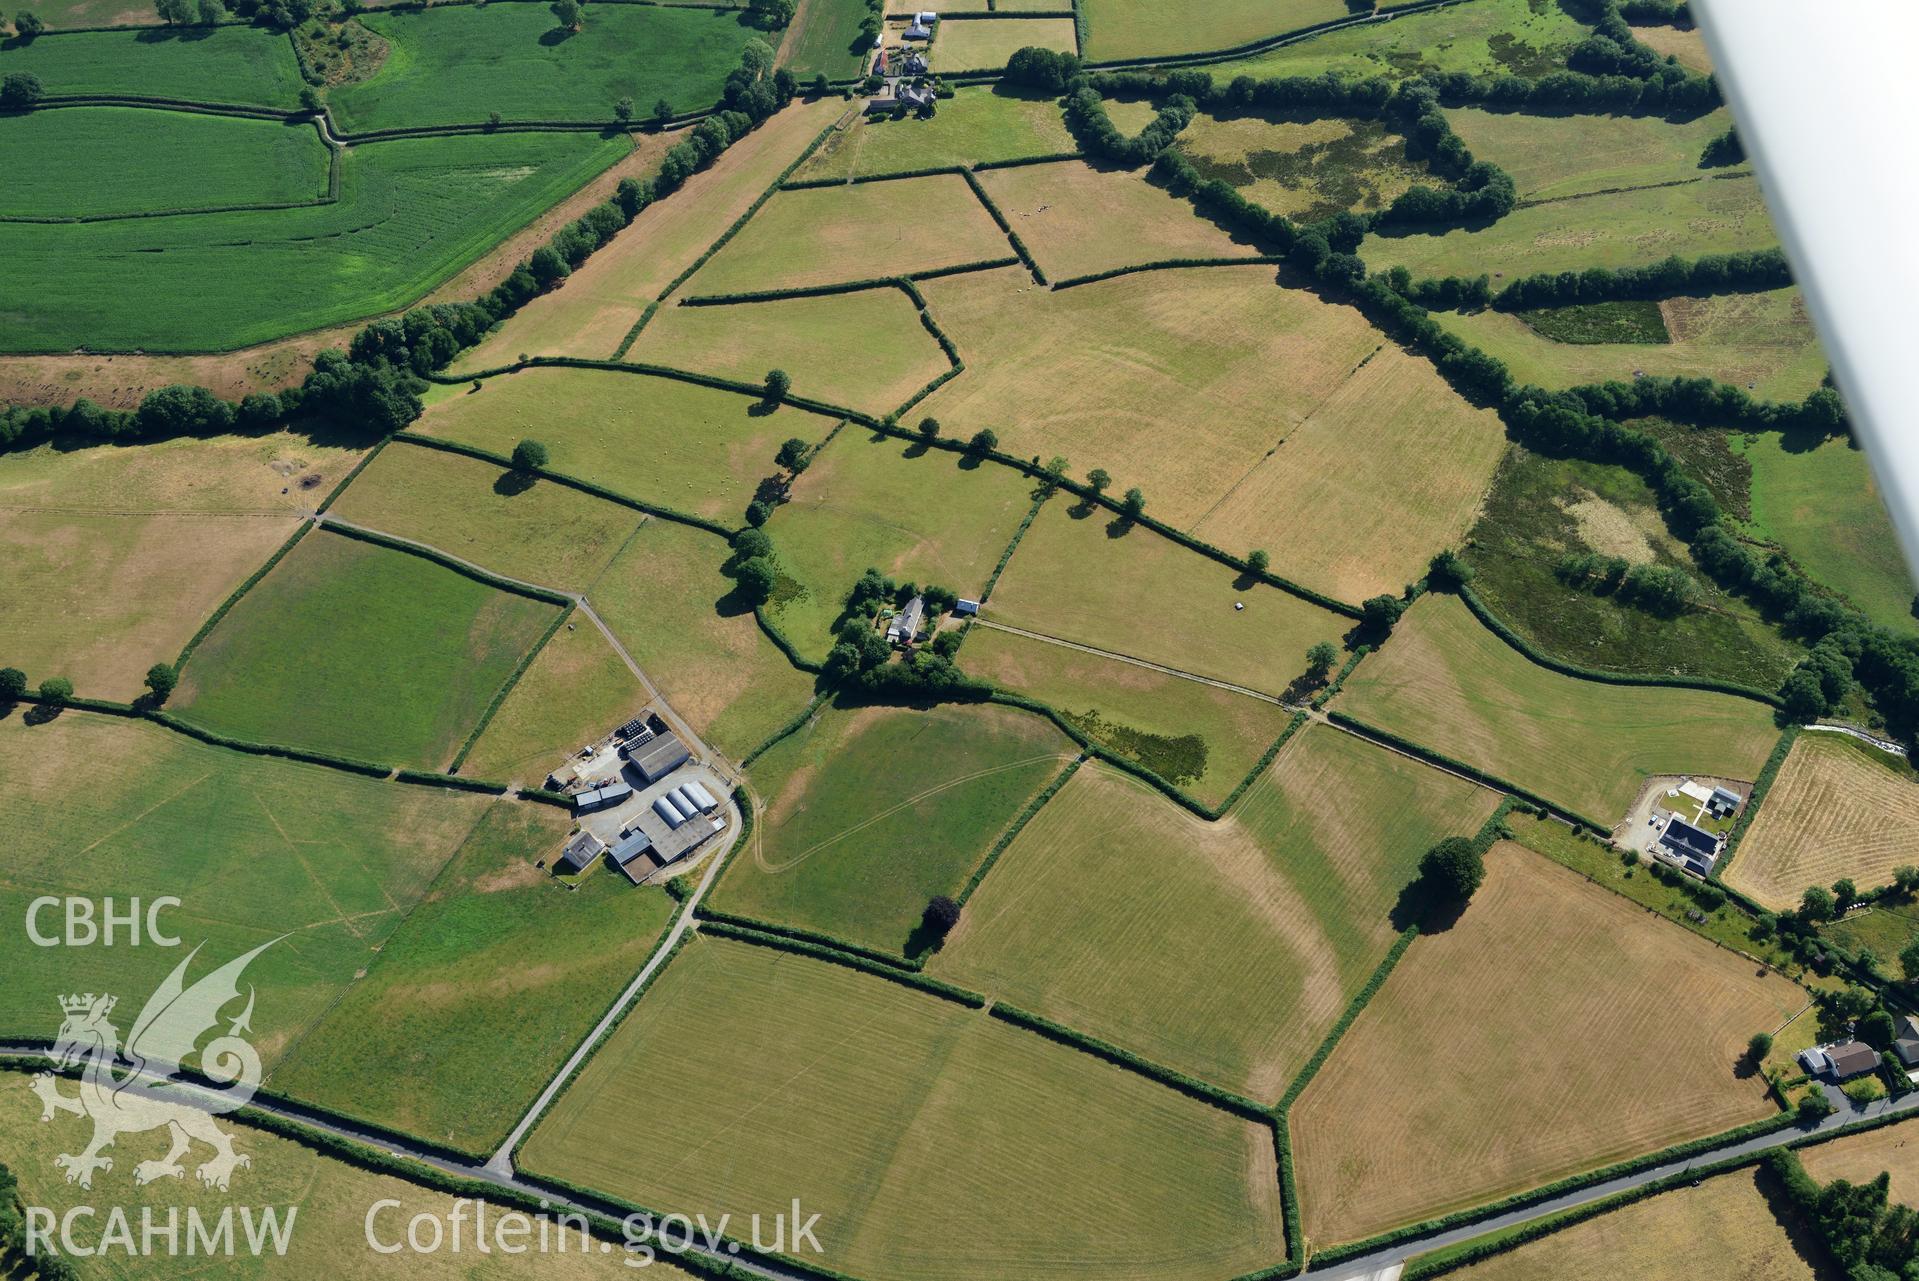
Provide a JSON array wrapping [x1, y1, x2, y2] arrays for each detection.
[[1190, 343, 1507, 602], [1361, 174, 1779, 281], [1291, 843, 1806, 1247], [987, 499, 1349, 696], [1217, 0, 1590, 81], [450, 98, 845, 372], [1427, 1166, 1818, 1281], [334, 4, 762, 131], [0, 429, 366, 514], [932, 16, 1077, 69], [1176, 114, 1438, 223], [765, 428, 1037, 658], [329, 441, 641, 591], [522, 935, 1289, 1281], [776, 0, 869, 78], [0, 1102, 661, 1281], [0, 24, 302, 106], [713, 703, 1073, 954], [975, 160, 1263, 282], [1435, 289, 1828, 404], [687, 173, 1011, 294], [933, 728, 1497, 1098], [0, 712, 491, 1063], [962, 624, 1298, 806], [1080, 0, 1345, 61], [415, 367, 838, 524], [626, 288, 951, 415], [1334, 593, 1781, 822], [1725, 733, 1919, 911], [587, 515, 817, 761], [172, 531, 560, 769], [1442, 105, 1740, 203], [915, 264, 1383, 529], [1802, 1122, 1919, 1210], [1634, 22, 1713, 74], [269, 800, 677, 1156], [0, 108, 329, 219], [794, 86, 1076, 181], [3, 130, 630, 353], [461, 618, 646, 783]]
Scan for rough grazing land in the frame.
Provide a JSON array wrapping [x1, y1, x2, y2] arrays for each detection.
[[916, 264, 1383, 528], [795, 86, 1076, 181], [712, 703, 1072, 954], [1292, 843, 1805, 1247], [523, 936, 1289, 1281], [1335, 593, 1781, 822], [975, 160, 1265, 282], [1436, 1167, 1817, 1281], [461, 617, 645, 783], [1441, 105, 1741, 203], [172, 531, 560, 769], [931, 16, 1077, 70], [1177, 114, 1437, 223], [1190, 343, 1507, 602], [687, 174, 1013, 295], [987, 499, 1348, 696], [765, 429, 1037, 660], [0, 713, 490, 1065], [962, 624, 1298, 807], [1726, 734, 1919, 910], [1217, 0, 1591, 82], [1802, 1123, 1919, 1210], [1080, 0, 1346, 61], [934, 729, 1497, 1098]]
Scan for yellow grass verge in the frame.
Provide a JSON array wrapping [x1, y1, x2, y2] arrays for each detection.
[[1191, 343, 1507, 601], [1801, 1122, 1919, 1210], [1292, 842, 1806, 1247], [1725, 733, 1919, 911]]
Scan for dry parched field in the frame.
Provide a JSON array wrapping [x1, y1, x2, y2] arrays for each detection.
[[1080, 0, 1347, 61], [974, 160, 1264, 283], [1292, 843, 1806, 1247], [916, 264, 1384, 532], [933, 17, 1078, 70], [1434, 1166, 1818, 1281], [1191, 343, 1508, 602], [1335, 593, 1781, 822], [933, 728, 1498, 1097], [1801, 1121, 1919, 1210], [1725, 733, 1919, 911], [523, 936, 1288, 1281]]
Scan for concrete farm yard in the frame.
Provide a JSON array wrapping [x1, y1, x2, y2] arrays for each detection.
[[8, 2, 1919, 1279]]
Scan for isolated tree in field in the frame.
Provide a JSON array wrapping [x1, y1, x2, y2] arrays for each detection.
[[13, 10, 45, 36], [922, 894, 961, 942], [1418, 836, 1484, 903], [733, 555, 777, 606], [37, 677, 72, 707], [550, 0, 582, 29], [1747, 1032, 1773, 1062], [916, 416, 940, 440], [613, 96, 633, 123], [1306, 640, 1338, 680], [143, 663, 177, 705], [1086, 467, 1111, 495], [1, 71, 42, 108], [510, 438, 549, 472], [775, 437, 809, 470], [1800, 884, 1835, 923], [652, 97, 674, 125], [1247, 549, 1270, 575], [0, 668, 25, 703], [762, 368, 791, 406], [1362, 593, 1405, 634], [1120, 487, 1145, 520], [966, 428, 997, 456]]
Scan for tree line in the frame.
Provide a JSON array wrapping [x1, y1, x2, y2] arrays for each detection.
[[1492, 249, 1790, 311]]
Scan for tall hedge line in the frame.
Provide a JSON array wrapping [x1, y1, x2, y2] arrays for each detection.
[[318, 520, 572, 605], [986, 1002, 1270, 1119], [1714, 724, 1799, 877], [955, 755, 1082, 904], [958, 168, 1047, 284], [698, 920, 989, 1007], [173, 521, 311, 670], [1494, 248, 1792, 310]]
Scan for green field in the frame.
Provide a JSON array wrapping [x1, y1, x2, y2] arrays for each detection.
[[0, 24, 303, 105], [1080, 0, 1345, 61], [794, 85, 1078, 180], [587, 514, 817, 761], [1362, 174, 1779, 280], [0, 109, 329, 219], [712, 702, 1071, 954], [1176, 112, 1438, 223], [521, 934, 1289, 1280], [268, 800, 676, 1155], [1464, 444, 1806, 688], [931, 15, 1076, 69], [764, 428, 1038, 659], [460, 618, 646, 782], [172, 530, 561, 769], [0, 129, 630, 353], [329, 441, 642, 592], [932, 727, 1497, 1098], [1217, 0, 1590, 80], [0, 712, 493, 1063], [1443, 105, 1741, 203], [776, 0, 868, 78], [332, 3, 763, 131], [986, 500, 1349, 697], [1334, 592, 1782, 822]]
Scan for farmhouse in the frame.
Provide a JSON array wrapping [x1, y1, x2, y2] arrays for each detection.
[[626, 731, 691, 783], [558, 830, 606, 874], [888, 595, 926, 645], [1655, 815, 1722, 876], [1802, 1041, 1879, 1081]]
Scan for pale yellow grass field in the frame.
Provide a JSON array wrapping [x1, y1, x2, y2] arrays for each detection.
[[1726, 734, 1919, 910], [450, 98, 846, 373], [915, 264, 1383, 527], [1635, 22, 1713, 74], [1292, 843, 1806, 1247], [1080, 0, 1347, 61], [1439, 1167, 1815, 1281], [987, 499, 1349, 696], [976, 159, 1263, 281], [0, 430, 365, 512], [1802, 1122, 1919, 1209], [1334, 593, 1781, 822], [1191, 344, 1507, 601], [933, 16, 1077, 69], [934, 729, 1496, 1098], [460, 617, 646, 783], [1442, 105, 1737, 202], [685, 173, 1013, 294]]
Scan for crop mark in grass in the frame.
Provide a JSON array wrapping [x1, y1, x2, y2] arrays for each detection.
[[73, 770, 215, 859], [251, 791, 373, 941]]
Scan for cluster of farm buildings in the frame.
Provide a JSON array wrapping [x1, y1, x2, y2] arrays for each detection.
[[1647, 779, 1745, 877], [548, 712, 730, 885], [867, 11, 939, 116]]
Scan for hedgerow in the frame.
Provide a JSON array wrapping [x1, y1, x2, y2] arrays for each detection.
[[173, 522, 311, 670], [955, 755, 1082, 904], [699, 919, 988, 1007], [320, 520, 573, 606], [1714, 725, 1800, 877], [692, 907, 919, 971], [987, 1002, 1269, 1119], [1493, 248, 1792, 311], [958, 168, 1047, 284]]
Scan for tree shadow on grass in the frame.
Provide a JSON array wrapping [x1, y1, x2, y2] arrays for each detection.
[[493, 470, 536, 497], [538, 26, 578, 46], [21, 703, 64, 727], [903, 918, 946, 962], [1105, 514, 1136, 538], [1389, 877, 1468, 934]]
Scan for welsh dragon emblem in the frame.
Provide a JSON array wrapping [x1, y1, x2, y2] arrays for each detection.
[[30, 940, 276, 1191]]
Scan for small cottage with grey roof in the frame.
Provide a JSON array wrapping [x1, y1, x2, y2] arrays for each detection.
[[1823, 1040, 1881, 1080], [888, 595, 926, 645], [558, 830, 606, 874]]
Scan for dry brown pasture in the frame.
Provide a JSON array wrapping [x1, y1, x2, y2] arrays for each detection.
[[1436, 1167, 1817, 1281], [974, 159, 1264, 282], [450, 98, 846, 374], [1633, 22, 1713, 74], [1725, 733, 1919, 910], [1191, 344, 1507, 601], [1801, 1122, 1919, 1208], [1291, 842, 1805, 1247], [915, 264, 1382, 530]]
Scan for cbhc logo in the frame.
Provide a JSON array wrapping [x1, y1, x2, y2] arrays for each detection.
[[26, 897, 182, 947]]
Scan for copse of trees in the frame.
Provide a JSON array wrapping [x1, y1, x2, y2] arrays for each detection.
[[1768, 1150, 1919, 1277], [1493, 249, 1791, 311], [1, 71, 42, 108], [1700, 125, 1742, 167], [1002, 46, 1082, 93], [1062, 87, 1195, 168]]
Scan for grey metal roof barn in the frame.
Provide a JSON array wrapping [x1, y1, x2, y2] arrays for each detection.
[[653, 795, 687, 829], [558, 830, 606, 873], [683, 780, 718, 811], [628, 732, 691, 782], [574, 779, 633, 812]]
